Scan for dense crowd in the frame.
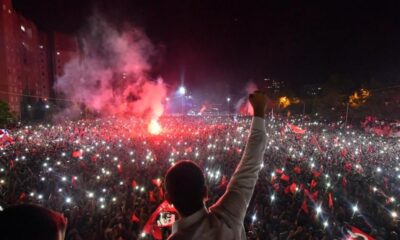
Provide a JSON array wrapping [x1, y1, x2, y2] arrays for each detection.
[[0, 115, 399, 239]]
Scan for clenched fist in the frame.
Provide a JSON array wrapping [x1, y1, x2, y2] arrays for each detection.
[[249, 91, 267, 118]]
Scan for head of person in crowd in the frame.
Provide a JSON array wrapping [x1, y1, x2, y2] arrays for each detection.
[[0, 204, 67, 240], [165, 160, 207, 217]]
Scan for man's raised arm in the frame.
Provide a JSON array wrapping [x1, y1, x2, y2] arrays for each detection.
[[210, 91, 267, 225]]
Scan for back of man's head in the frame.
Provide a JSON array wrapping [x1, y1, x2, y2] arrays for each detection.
[[165, 160, 206, 216], [0, 204, 67, 240]]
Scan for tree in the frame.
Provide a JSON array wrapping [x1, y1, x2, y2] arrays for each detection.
[[0, 101, 14, 127]]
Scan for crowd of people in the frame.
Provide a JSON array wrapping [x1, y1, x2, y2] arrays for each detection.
[[0, 115, 399, 239]]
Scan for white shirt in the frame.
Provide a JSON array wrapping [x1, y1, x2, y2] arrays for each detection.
[[169, 117, 267, 240]]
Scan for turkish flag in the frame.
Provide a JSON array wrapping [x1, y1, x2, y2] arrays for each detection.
[[312, 171, 321, 178], [304, 189, 318, 202], [131, 213, 140, 223], [290, 183, 297, 194], [301, 199, 309, 214], [280, 173, 290, 182], [328, 193, 333, 209], [346, 225, 375, 240], [131, 180, 138, 188], [143, 201, 177, 240], [311, 191, 319, 201], [72, 150, 81, 158], [287, 123, 306, 134], [293, 166, 301, 174], [18, 192, 27, 202], [311, 179, 317, 188]]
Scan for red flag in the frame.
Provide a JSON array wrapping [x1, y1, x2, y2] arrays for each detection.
[[131, 180, 138, 188], [312, 171, 321, 178], [284, 186, 290, 194], [280, 173, 290, 182], [18, 192, 26, 202], [131, 213, 140, 223], [311, 191, 318, 201], [152, 178, 162, 188], [290, 183, 297, 194], [287, 123, 306, 134], [304, 189, 319, 201], [72, 150, 81, 158], [143, 201, 177, 240], [311, 179, 317, 188], [293, 166, 301, 174], [328, 193, 333, 209], [301, 198, 309, 214], [346, 225, 375, 240]]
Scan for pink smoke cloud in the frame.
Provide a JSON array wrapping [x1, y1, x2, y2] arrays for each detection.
[[55, 16, 167, 120]]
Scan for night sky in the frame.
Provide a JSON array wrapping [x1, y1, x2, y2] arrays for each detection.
[[12, 0, 400, 98]]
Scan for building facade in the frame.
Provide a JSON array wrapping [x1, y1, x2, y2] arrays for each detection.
[[0, 0, 46, 115], [0, 0, 78, 117]]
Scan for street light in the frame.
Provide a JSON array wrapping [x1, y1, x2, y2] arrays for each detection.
[[227, 97, 231, 114], [178, 86, 186, 115], [178, 86, 186, 95]]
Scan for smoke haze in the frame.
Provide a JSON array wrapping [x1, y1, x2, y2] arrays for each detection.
[[55, 15, 167, 120]]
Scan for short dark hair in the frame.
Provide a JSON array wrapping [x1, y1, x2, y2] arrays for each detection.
[[165, 160, 206, 216], [0, 204, 67, 240]]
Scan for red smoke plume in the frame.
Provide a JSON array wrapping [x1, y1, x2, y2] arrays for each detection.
[[55, 16, 167, 121]]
